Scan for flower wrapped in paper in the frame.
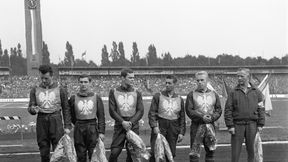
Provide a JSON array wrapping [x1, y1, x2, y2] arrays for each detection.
[[154, 133, 174, 162], [126, 130, 150, 161], [161, 134, 174, 162], [50, 134, 77, 162], [154, 133, 165, 162], [254, 132, 263, 162], [91, 138, 108, 162], [190, 124, 216, 157], [204, 124, 217, 151], [127, 142, 142, 162]]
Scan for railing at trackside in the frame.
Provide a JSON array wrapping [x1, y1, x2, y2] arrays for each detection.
[[0, 94, 287, 103]]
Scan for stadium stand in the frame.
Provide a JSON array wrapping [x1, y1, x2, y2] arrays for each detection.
[[0, 74, 287, 98]]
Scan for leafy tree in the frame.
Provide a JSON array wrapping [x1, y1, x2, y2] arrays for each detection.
[[63, 41, 74, 66], [118, 42, 126, 65], [138, 58, 148, 66], [101, 45, 110, 66], [244, 56, 256, 65], [146, 44, 158, 66], [88, 60, 97, 67], [74, 58, 89, 66], [197, 55, 208, 66], [215, 54, 236, 66], [2, 49, 9, 66], [256, 56, 267, 65], [162, 52, 173, 66], [281, 54, 288, 65], [16, 43, 27, 75], [16, 43, 22, 57], [10, 47, 17, 75], [131, 42, 140, 66], [0, 40, 3, 66], [173, 54, 195, 66], [110, 41, 120, 65], [267, 56, 280, 65], [42, 41, 50, 65], [233, 55, 245, 66]]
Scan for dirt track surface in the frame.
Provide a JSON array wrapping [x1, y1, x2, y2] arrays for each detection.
[[0, 143, 287, 162]]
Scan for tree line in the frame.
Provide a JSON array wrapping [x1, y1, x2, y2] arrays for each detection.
[[0, 40, 287, 75]]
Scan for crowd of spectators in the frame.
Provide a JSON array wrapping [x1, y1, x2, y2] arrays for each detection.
[[0, 74, 287, 98]]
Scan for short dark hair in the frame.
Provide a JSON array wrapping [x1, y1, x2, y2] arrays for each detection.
[[39, 65, 53, 76], [120, 68, 133, 78], [166, 75, 177, 83], [78, 74, 92, 82]]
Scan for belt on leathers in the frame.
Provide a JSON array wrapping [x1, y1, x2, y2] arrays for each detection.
[[234, 120, 257, 125]]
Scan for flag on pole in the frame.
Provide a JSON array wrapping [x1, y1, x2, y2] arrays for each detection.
[[254, 132, 263, 162], [254, 74, 269, 162], [207, 82, 217, 93], [82, 51, 86, 57], [257, 74, 273, 116], [222, 78, 232, 99], [145, 56, 149, 66]]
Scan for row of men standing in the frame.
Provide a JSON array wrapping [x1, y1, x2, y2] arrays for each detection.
[[28, 65, 265, 162]]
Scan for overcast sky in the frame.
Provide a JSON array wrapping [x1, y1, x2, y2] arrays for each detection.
[[0, 0, 287, 65]]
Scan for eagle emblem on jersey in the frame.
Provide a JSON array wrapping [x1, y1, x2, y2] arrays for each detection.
[[117, 94, 134, 112], [162, 99, 179, 116], [196, 95, 213, 113], [39, 91, 56, 109], [77, 100, 94, 115]]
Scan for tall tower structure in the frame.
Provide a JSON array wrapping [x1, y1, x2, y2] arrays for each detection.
[[24, 0, 43, 75]]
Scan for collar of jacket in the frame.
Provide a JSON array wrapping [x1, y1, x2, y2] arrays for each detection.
[[235, 82, 256, 91], [195, 87, 212, 93], [77, 91, 94, 97], [118, 85, 134, 92], [39, 82, 58, 89], [161, 90, 178, 98]]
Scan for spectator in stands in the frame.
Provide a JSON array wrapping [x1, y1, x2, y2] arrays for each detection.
[[224, 68, 265, 162], [27, 65, 71, 162], [68, 74, 105, 162], [0, 73, 287, 98], [148, 74, 186, 161], [108, 68, 144, 162], [185, 71, 222, 162]]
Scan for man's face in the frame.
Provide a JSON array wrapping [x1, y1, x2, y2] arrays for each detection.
[[79, 77, 91, 92], [122, 73, 135, 87], [40, 72, 52, 87], [165, 78, 175, 92], [196, 74, 208, 90], [237, 71, 249, 86]]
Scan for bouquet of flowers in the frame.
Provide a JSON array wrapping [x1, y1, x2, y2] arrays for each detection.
[[50, 134, 77, 162]]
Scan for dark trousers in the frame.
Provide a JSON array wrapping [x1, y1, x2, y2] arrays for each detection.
[[231, 121, 257, 162], [36, 112, 64, 162], [189, 123, 215, 162], [74, 120, 99, 162], [109, 123, 139, 162], [149, 118, 180, 162]]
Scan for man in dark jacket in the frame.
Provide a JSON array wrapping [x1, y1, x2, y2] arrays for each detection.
[[148, 75, 186, 161], [108, 68, 144, 162], [69, 74, 105, 162], [27, 65, 71, 162], [224, 68, 265, 162], [185, 71, 222, 162]]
